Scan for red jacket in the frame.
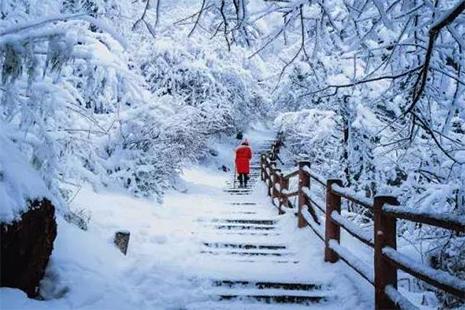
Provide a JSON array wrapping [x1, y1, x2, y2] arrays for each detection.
[[235, 145, 252, 174]]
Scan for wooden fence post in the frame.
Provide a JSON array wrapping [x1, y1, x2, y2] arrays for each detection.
[[374, 196, 399, 310], [272, 169, 282, 213], [325, 179, 343, 263], [279, 176, 289, 212], [267, 160, 276, 196], [298, 161, 310, 228], [260, 154, 266, 181]]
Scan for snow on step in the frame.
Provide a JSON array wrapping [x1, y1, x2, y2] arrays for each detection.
[[203, 242, 286, 250], [206, 224, 277, 231], [198, 218, 277, 225], [208, 287, 332, 298], [203, 279, 334, 304], [200, 249, 294, 257], [186, 301, 329, 310], [211, 280, 327, 290], [177, 144, 362, 308]]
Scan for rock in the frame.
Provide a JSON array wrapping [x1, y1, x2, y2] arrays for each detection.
[[0, 199, 57, 298], [219, 165, 230, 172], [208, 148, 219, 157], [114, 230, 130, 255]]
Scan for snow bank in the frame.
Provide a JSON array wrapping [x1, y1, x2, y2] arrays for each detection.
[[0, 123, 51, 223]]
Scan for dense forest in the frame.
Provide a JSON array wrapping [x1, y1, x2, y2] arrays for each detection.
[[1, 0, 464, 309]]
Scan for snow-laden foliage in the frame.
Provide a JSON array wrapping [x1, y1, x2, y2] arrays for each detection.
[[0, 121, 52, 223], [0, 0, 268, 207], [1, 1, 139, 203], [274, 109, 340, 174], [138, 35, 268, 136]]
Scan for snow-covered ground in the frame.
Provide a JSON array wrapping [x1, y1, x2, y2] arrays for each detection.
[[0, 128, 370, 309]]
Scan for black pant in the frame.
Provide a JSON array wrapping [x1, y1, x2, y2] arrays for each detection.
[[238, 173, 249, 187]]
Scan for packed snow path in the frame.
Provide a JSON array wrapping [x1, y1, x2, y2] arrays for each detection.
[[179, 141, 364, 309]]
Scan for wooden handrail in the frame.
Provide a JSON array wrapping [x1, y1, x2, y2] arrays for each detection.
[[330, 211, 374, 248], [383, 205, 465, 233], [383, 247, 465, 297], [283, 170, 299, 179], [331, 184, 373, 209], [302, 165, 326, 187], [260, 137, 465, 309]]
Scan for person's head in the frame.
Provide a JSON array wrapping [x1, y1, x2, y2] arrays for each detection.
[[241, 139, 249, 146]]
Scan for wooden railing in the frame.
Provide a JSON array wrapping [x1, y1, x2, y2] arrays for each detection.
[[260, 140, 465, 310]]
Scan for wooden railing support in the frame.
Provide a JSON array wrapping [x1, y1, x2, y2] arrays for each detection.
[[325, 179, 343, 263], [267, 160, 276, 196], [374, 196, 399, 310], [278, 176, 289, 212], [261, 137, 465, 308], [298, 161, 310, 228], [272, 169, 283, 213], [260, 154, 266, 181]]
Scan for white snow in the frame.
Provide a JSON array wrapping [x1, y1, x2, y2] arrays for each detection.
[[302, 187, 325, 211], [302, 209, 324, 241], [328, 240, 374, 284], [382, 205, 465, 228], [0, 123, 52, 223], [382, 247, 465, 294], [0, 132, 371, 309], [303, 166, 326, 186], [331, 184, 373, 209], [330, 211, 374, 246], [384, 285, 418, 310]]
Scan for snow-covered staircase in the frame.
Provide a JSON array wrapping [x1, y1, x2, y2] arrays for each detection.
[[182, 141, 357, 309]]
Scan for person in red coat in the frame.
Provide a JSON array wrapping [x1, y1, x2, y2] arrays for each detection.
[[235, 139, 252, 188]]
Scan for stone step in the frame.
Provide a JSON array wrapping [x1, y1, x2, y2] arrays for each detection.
[[228, 202, 256, 205], [192, 255, 299, 265], [203, 242, 286, 250], [212, 280, 326, 291], [186, 300, 313, 309], [214, 288, 330, 304], [200, 250, 293, 257], [211, 224, 276, 231], [207, 231, 281, 237], [203, 280, 333, 305], [201, 219, 276, 225], [223, 189, 253, 193]]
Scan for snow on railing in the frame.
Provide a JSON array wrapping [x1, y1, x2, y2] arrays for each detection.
[[384, 285, 419, 310], [330, 211, 374, 247], [302, 165, 326, 186], [302, 209, 324, 241], [302, 187, 325, 213], [331, 184, 373, 209], [383, 205, 465, 233], [260, 137, 465, 309], [281, 188, 298, 197], [383, 247, 465, 297], [282, 169, 299, 179], [328, 240, 374, 284]]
